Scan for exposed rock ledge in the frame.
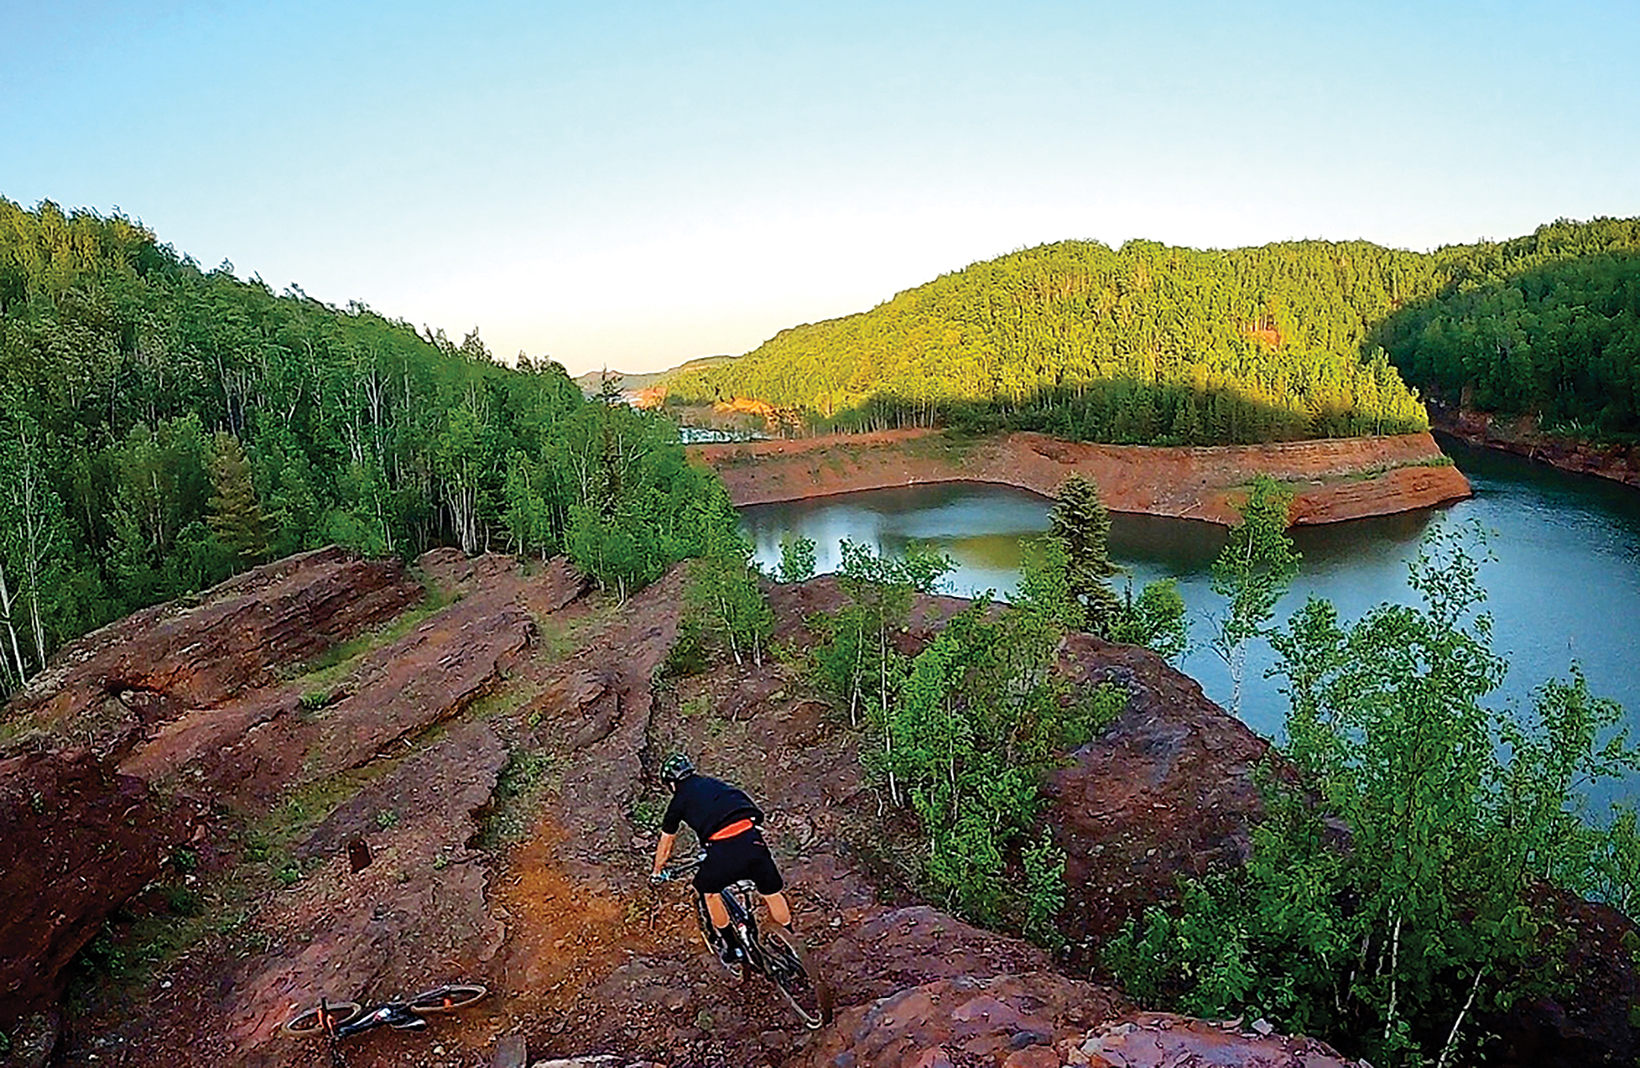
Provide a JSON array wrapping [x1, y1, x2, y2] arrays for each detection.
[[1432, 406, 1640, 489], [691, 429, 1471, 526]]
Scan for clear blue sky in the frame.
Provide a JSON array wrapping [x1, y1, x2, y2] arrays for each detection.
[[6, 1, 1637, 375]]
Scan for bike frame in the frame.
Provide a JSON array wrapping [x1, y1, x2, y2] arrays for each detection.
[[704, 878, 769, 973], [330, 999, 425, 1039]]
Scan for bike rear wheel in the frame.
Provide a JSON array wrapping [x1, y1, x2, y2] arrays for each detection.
[[407, 983, 488, 1015], [761, 927, 832, 1029], [280, 1001, 363, 1037]]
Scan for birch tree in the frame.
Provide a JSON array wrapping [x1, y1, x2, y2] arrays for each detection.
[[1209, 474, 1299, 715]]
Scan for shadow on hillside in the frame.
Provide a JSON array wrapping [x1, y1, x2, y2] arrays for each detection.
[[674, 374, 1427, 447], [1367, 251, 1640, 439]]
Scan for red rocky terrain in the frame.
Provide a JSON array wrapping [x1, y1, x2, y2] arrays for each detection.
[[1432, 405, 1640, 489], [0, 547, 1630, 1068]]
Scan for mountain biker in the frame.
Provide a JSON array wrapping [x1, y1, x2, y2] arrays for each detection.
[[648, 753, 793, 965]]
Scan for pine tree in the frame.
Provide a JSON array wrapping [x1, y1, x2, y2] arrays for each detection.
[[1047, 474, 1121, 634], [207, 432, 271, 564]]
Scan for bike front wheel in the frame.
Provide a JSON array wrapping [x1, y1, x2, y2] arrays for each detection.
[[761, 927, 832, 1029], [280, 1001, 363, 1037], [407, 983, 488, 1015]]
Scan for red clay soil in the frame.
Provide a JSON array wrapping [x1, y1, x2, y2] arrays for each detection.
[[692, 429, 1472, 526]]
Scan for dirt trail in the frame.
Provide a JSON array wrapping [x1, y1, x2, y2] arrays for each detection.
[[692, 429, 1471, 525]]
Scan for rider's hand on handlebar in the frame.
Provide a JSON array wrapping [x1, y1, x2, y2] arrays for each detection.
[[649, 870, 668, 885]]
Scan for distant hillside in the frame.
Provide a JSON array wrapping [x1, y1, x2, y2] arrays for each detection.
[[0, 197, 736, 697], [574, 354, 737, 396], [667, 218, 1640, 445]]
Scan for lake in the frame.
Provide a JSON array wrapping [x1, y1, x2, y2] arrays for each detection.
[[740, 438, 1640, 811]]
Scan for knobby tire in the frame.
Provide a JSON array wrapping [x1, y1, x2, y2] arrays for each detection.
[[762, 927, 832, 1029], [407, 983, 488, 1015]]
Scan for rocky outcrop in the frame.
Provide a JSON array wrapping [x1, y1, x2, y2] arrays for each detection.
[[0, 548, 575, 1062], [1432, 406, 1640, 489], [7, 546, 424, 745], [789, 975, 1367, 1068], [216, 721, 510, 1066], [816, 907, 1053, 1006], [1066, 1013, 1365, 1068], [790, 971, 1128, 1068], [694, 429, 1471, 526], [1044, 635, 1275, 962], [0, 746, 202, 1022], [8, 550, 1635, 1068], [1486, 893, 1640, 1067]]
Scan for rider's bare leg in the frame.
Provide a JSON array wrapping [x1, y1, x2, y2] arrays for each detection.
[[704, 892, 730, 930], [761, 890, 792, 928]]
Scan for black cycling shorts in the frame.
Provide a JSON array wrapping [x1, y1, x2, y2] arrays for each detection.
[[694, 827, 784, 896]]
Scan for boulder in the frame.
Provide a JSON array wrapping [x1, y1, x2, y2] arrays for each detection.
[[1044, 634, 1274, 966], [788, 971, 1128, 1068]]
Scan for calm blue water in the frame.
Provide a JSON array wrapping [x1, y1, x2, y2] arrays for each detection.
[[740, 439, 1640, 811]]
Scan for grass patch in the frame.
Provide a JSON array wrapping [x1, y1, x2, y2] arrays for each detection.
[[628, 793, 665, 833], [532, 603, 615, 663], [281, 581, 459, 696], [477, 745, 564, 850], [901, 429, 977, 463]]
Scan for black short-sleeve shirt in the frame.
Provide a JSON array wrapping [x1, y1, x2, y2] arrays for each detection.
[[662, 774, 763, 840]]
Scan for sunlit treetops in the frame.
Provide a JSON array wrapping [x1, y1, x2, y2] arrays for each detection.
[[666, 218, 1640, 444]]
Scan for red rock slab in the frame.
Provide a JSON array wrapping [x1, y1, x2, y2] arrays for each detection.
[[1043, 634, 1275, 969], [8, 547, 422, 741], [164, 571, 534, 811], [788, 971, 1129, 1068], [204, 721, 507, 1066], [0, 747, 202, 1022], [816, 906, 1052, 1007], [524, 567, 687, 864], [1062, 1012, 1363, 1067]]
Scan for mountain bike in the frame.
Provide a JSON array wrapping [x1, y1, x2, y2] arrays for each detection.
[[653, 853, 832, 1029], [280, 982, 486, 1064]]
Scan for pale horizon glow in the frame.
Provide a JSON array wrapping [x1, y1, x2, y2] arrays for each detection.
[[6, 1, 1637, 376]]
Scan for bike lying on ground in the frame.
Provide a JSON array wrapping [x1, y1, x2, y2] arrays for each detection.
[[280, 982, 487, 1058], [652, 853, 832, 1029]]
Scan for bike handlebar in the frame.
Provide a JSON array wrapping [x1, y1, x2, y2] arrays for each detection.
[[652, 851, 707, 883]]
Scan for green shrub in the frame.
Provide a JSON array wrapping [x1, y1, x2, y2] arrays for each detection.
[[1107, 522, 1640, 1067]]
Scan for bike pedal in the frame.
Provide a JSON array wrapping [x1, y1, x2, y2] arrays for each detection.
[[389, 1016, 429, 1030]]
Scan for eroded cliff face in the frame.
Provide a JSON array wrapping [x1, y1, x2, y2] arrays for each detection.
[[692, 430, 1472, 526], [1432, 406, 1640, 489], [0, 548, 1627, 1068]]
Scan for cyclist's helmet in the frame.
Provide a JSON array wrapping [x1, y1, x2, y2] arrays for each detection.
[[659, 752, 695, 784]]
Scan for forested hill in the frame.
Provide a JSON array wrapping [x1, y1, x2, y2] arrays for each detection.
[[0, 198, 737, 696], [665, 218, 1640, 445], [1372, 219, 1640, 438]]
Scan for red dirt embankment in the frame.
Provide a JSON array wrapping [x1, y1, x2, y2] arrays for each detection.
[[1433, 407, 1640, 489], [692, 430, 1471, 526]]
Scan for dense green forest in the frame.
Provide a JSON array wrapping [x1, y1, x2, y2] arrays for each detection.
[[0, 198, 736, 695], [666, 218, 1640, 445], [1372, 219, 1640, 438]]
